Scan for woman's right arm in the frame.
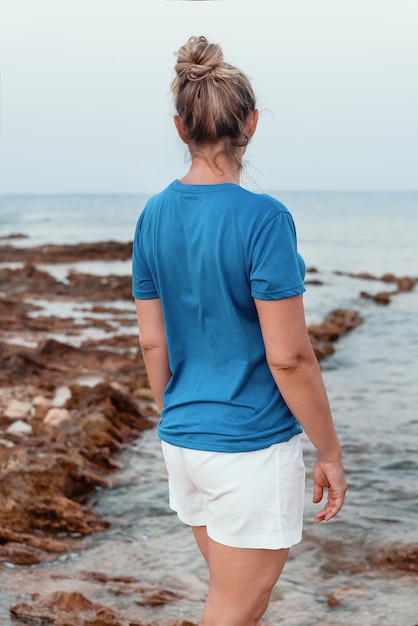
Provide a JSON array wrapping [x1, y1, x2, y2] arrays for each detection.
[[254, 294, 347, 522], [135, 298, 171, 414]]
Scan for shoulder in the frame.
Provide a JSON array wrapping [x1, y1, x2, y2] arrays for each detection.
[[230, 189, 296, 240], [137, 183, 176, 226], [143, 183, 174, 210], [233, 187, 291, 218]]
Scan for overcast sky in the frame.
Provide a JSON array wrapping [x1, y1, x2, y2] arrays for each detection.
[[0, 0, 417, 195]]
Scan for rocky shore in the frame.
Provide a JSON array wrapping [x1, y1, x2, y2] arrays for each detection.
[[0, 240, 417, 625]]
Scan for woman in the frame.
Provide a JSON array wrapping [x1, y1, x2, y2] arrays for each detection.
[[132, 35, 347, 626]]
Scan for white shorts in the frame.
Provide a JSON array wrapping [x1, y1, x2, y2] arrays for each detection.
[[161, 435, 305, 550]]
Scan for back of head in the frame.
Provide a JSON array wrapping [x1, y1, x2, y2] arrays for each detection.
[[171, 36, 256, 148]]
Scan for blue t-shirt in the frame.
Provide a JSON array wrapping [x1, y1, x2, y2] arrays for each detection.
[[132, 180, 305, 452]]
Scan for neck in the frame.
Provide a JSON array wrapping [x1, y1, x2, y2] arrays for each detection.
[[179, 163, 239, 185], [179, 143, 244, 185]]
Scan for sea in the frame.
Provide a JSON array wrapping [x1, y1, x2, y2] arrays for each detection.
[[0, 190, 417, 625]]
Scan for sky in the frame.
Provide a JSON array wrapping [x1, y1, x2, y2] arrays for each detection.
[[0, 0, 417, 195]]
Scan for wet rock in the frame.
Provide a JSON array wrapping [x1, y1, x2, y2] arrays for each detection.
[[67, 270, 133, 301], [0, 542, 52, 566], [0, 264, 66, 299], [0, 381, 154, 564], [0, 527, 68, 555], [0, 298, 153, 560], [75, 571, 187, 608], [10, 590, 146, 626], [0, 232, 28, 240], [372, 543, 418, 573], [327, 584, 371, 607], [308, 309, 363, 361], [0, 248, 157, 567], [0, 297, 42, 331], [337, 270, 417, 305], [0, 265, 132, 302], [305, 278, 323, 285], [7, 565, 197, 625], [381, 273, 415, 291], [8, 581, 197, 625], [305, 267, 323, 285], [0, 240, 132, 264], [80, 571, 140, 585], [0, 441, 109, 533], [361, 290, 392, 305], [0, 338, 143, 389], [138, 589, 181, 607]]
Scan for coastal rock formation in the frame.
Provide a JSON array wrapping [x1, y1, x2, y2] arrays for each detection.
[[0, 263, 132, 302], [308, 309, 363, 360], [335, 270, 417, 304], [0, 380, 155, 565], [10, 589, 197, 626], [10, 590, 147, 626], [0, 245, 158, 567], [0, 240, 132, 264], [8, 567, 199, 625], [372, 543, 418, 573]]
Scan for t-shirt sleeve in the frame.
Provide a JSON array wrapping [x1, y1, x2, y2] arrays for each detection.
[[131, 212, 159, 299], [250, 211, 306, 300]]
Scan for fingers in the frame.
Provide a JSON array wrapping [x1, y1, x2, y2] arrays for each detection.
[[312, 481, 324, 504], [313, 492, 345, 523], [312, 459, 347, 523]]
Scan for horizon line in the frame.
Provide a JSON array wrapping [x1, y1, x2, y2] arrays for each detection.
[[1, 188, 417, 198]]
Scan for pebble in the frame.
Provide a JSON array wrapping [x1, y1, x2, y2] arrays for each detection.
[[6, 420, 33, 435], [52, 386, 72, 407], [43, 408, 72, 426], [32, 395, 52, 408], [4, 399, 32, 420]]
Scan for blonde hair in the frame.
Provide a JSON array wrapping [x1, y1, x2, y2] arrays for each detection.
[[171, 36, 256, 154]]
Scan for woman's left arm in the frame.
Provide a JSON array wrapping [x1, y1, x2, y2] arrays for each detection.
[[135, 298, 171, 413]]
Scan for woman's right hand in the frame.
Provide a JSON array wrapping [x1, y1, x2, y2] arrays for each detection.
[[312, 457, 347, 523]]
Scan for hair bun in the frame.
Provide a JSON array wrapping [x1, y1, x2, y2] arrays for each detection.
[[175, 36, 224, 82], [171, 35, 256, 148]]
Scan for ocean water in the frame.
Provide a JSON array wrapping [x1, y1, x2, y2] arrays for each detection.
[[0, 191, 417, 625]]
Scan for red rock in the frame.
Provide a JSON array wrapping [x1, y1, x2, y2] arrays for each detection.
[[10, 590, 147, 626], [308, 309, 363, 361], [0, 241, 132, 264], [0, 542, 52, 565], [340, 270, 417, 303], [0, 379, 154, 563], [395, 276, 415, 292], [138, 589, 181, 606], [373, 543, 418, 572]]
